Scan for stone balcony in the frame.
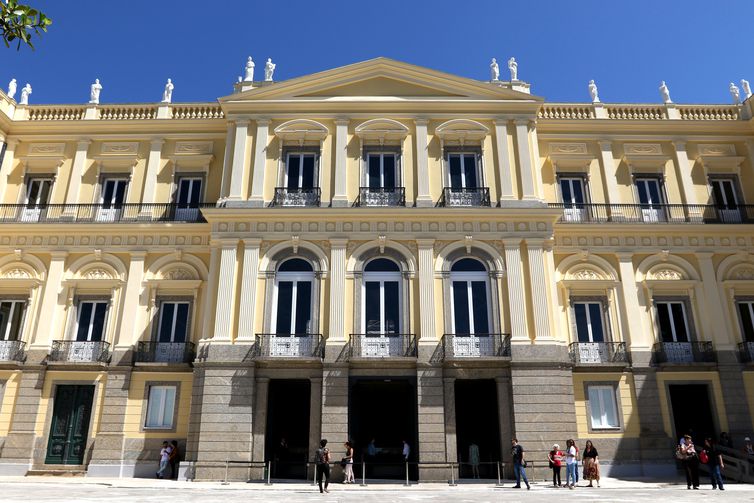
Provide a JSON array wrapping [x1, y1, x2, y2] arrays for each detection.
[[0, 203, 212, 223], [253, 334, 324, 359], [441, 333, 511, 359], [653, 341, 715, 364], [569, 342, 630, 366], [349, 333, 417, 359], [48, 340, 110, 363], [549, 203, 754, 224]]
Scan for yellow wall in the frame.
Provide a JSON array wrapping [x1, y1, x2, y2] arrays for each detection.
[[0, 371, 21, 436], [123, 372, 193, 438], [573, 372, 640, 439]]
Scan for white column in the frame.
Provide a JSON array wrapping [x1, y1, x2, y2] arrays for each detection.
[[227, 119, 250, 202], [116, 251, 146, 347], [417, 239, 437, 341], [212, 239, 238, 340], [328, 238, 347, 341], [746, 140, 754, 170], [526, 239, 553, 341], [0, 138, 18, 203], [514, 119, 537, 200], [494, 119, 515, 202], [414, 119, 433, 207], [200, 246, 220, 338], [616, 253, 648, 349], [671, 141, 698, 208], [503, 238, 528, 341], [528, 120, 544, 196], [62, 139, 91, 211], [139, 139, 165, 212], [697, 253, 733, 349], [332, 119, 349, 207], [236, 238, 261, 342], [248, 119, 270, 206], [219, 124, 235, 201], [32, 251, 67, 347], [598, 140, 621, 205]]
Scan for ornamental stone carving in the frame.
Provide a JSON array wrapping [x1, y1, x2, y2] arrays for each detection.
[[163, 268, 194, 280], [733, 267, 754, 280], [29, 143, 65, 155], [174, 141, 213, 155], [101, 142, 139, 155], [549, 143, 588, 155], [568, 268, 604, 281], [650, 268, 683, 280], [624, 143, 662, 155], [3, 268, 32, 279], [82, 268, 113, 280], [697, 144, 736, 156]]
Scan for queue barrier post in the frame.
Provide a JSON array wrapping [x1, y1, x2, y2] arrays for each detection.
[[222, 460, 229, 485], [360, 462, 367, 487], [404, 462, 410, 487], [449, 462, 456, 486]]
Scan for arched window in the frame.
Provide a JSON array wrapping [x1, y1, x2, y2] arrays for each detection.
[[450, 258, 491, 335], [363, 258, 402, 334], [272, 258, 314, 335]]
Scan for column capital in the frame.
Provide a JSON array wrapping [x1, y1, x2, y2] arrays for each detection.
[[5, 138, 18, 149], [513, 118, 530, 127], [695, 251, 715, 260], [212, 238, 239, 249], [493, 117, 512, 126], [414, 118, 429, 127], [76, 139, 92, 149], [49, 250, 69, 260], [234, 118, 251, 127], [149, 138, 165, 149], [334, 118, 350, 126], [598, 139, 613, 151], [256, 376, 270, 384], [329, 237, 348, 248], [242, 238, 262, 247], [416, 238, 435, 248], [615, 251, 634, 261], [129, 250, 148, 260], [501, 237, 523, 248], [671, 140, 687, 151], [524, 238, 545, 248]]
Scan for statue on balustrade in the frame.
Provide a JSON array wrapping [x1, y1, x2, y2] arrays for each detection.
[[588, 80, 600, 103], [659, 81, 672, 103], [244, 56, 255, 82], [508, 57, 518, 81], [490, 58, 499, 81], [162, 78, 174, 103], [89, 78, 102, 104], [7, 78, 16, 100], [19, 83, 31, 105], [742, 79, 752, 100], [265, 58, 276, 81], [730, 82, 741, 104]]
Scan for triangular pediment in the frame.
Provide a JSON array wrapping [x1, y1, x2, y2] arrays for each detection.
[[220, 57, 542, 103]]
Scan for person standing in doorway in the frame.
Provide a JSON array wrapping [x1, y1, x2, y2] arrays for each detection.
[[565, 439, 577, 489], [315, 439, 331, 494], [343, 441, 355, 484], [510, 438, 530, 490], [548, 444, 563, 487], [402, 440, 410, 462], [169, 440, 180, 480], [704, 438, 725, 490], [679, 434, 700, 489], [156, 441, 171, 479], [582, 440, 600, 487], [468, 442, 481, 479]]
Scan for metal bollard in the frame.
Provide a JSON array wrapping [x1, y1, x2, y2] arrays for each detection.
[[360, 462, 367, 487], [265, 461, 272, 486], [221, 460, 229, 485], [449, 463, 456, 486], [404, 462, 410, 486], [496, 461, 503, 486], [312, 463, 317, 486]]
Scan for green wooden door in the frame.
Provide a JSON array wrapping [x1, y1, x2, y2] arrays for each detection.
[[45, 385, 95, 465]]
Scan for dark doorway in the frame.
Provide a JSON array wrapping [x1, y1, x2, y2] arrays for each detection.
[[46, 385, 95, 465], [265, 379, 311, 479], [455, 379, 501, 479], [350, 377, 418, 480], [669, 384, 716, 443]]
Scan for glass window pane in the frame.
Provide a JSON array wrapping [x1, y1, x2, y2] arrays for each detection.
[[365, 258, 399, 272], [574, 303, 590, 342], [560, 179, 573, 206], [0, 302, 10, 340], [173, 303, 189, 342], [162, 387, 176, 427], [368, 155, 381, 188], [588, 303, 605, 342], [463, 155, 478, 188], [587, 386, 603, 427], [113, 180, 127, 207], [449, 155, 462, 189], [102, 180, 115, 207], [287, 155, 300, 189], [189, 179, 202, 206], [158, 303, 176, 342], [471, 281, 489, 334], [294, 281, 312, 334], [723, 181, 738, 208], [738, 303, 754, 342], [601, 388, 619, 427], [278, 258, 313, 272], [302, 155, 315, 188], [275, 282, 294, 334], [365, 282, 381, 333], [711, 181, 724, 206], [670, 303, 689, 342], [636, 180, 650, 205], [26, 180, 40, 205], [384, 281, 400, 334], [38, 180, 51, 207], [656, 303, 674, 342], [177, 180, 191, 206], [572, 179, 585, 205], [383, 155, 396, 189], [146, 386, 164, 427], [647, 180, 662, 205], [90, 302, 108, 341], [76, 302, 94, 341], [451, 258, 486, 272], [452, 281, 471, 334]]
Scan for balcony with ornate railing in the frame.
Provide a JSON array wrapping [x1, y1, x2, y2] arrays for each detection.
[[441, 334, 511, 359], [357, 187, 406, 207], [135, 342, 196, 364], [738, 342, 754, 363], [439, 187, 491, 207], [0, 340, 25, 362], [272, 188, 321, 207], [253, 334, 324, 358], [653, 341, 715, 364], [549, 203, 754, 224], [569, 342, 629, 365], [349, 334, 417, 358], [49, 341, 110, 363], [0, 203, 213, 223]]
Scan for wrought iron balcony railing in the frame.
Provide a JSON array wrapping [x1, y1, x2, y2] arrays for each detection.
[[0, 203, 213, 223], [136, 341, 196, 364], [441, 334, 511, 358], [653, 341, 715, 364], [272, 187, 321, 207], [569, 342, 629, 365], [356, 187, 406, 207], [254, 334, 324, 358], [349, 333, 417, 358], [0, 340, 25, 361], [439, 187, 491, 207], [49, 340, 110, 363], [548, 203, 754, 224], [738, 341, 754, 363]]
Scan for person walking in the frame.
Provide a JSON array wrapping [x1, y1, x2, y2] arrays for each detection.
[[704, 438, 725, 490], [342, 441, 355, 484], [679, 434, 700, 489], [169, 440, 180, 480], [156, 441, 171, 479], [565, 439, 577, 489], [582, 440, 600, 487], [548, 444, 563, 487], [402, 440, 410, 462], [510, 438, 530, 490], [315, 439, 331, 494], [468, 442, 481, 479]]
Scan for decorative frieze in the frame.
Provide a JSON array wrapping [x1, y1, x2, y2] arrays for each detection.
[[174, 141, 213, 155], [548, 142, 588, 155], [28, 143, 65, 155], [697, 144, 736, 156], [623, 143, 662, 155], [101, 142, 139, 155]]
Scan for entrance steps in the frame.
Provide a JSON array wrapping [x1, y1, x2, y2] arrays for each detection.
[[26, 467, 87, 477]]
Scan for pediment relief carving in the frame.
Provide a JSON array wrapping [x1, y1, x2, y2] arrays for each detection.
[[649, 268, 684, 280], [2, 268, 32, 279], [81, 268, 114, 280], [732, 267, 754, 280], [566, 267, 606, 281], [162, 267, 196, 281]]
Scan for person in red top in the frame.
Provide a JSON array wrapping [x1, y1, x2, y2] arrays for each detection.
[[548, 444, 563, 487]]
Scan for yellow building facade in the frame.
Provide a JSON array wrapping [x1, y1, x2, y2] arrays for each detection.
[[0, 58, 752, 480]]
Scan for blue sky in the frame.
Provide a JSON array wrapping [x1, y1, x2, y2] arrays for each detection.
[[2, 0, 753, 105]]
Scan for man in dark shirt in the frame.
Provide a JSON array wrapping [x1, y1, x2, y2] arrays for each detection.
[[511, 438, 530, 490], [704, 437, 725, 490]]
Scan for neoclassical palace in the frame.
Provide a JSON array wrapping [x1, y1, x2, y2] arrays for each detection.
[[0, 58, 752, 481]]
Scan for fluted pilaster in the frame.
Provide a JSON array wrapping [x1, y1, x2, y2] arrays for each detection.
[[328, 238, 347, 341], [212, 239, 238, 340], [236, 239, 261, 341], [417, 239, 436, 340]]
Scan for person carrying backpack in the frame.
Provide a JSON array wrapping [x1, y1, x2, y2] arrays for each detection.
[[315, 439, 331, 494]]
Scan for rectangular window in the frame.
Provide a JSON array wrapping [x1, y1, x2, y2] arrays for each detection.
[[559, 177, 586, 206], [101, 178, 128, 208], [738, 301, 754, 343], [25, 177, 53, 207], [588, 385, 620, 429], [176, 177, 203, 207], [366, 153, 398, 189], [447, 153, 480, 189], [285, 152, 317, 189], [573, 301, 606, 343], [710, 178, 740, 209], [145, 385, 176, 429], [75, 300, 109, 342], [0, 300, 26, 341], [655, 300, 690, 342], [157, 301, 190, 343]]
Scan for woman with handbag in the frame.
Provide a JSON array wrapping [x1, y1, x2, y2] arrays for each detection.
[[342, 441, 355, 484], [548, 444, 563, 487], [582, 440, 600, 487], [679, 434, 700, 489]]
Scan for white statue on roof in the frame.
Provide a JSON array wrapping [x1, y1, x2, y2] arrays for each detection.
[[162, 78, 174, 103], [264, 58, 276, 81], [730, 82, 741, 104], [244, 56, 255, 82], [742, 79, 752, 100], [588, 80, 600, 103], [7, 78, 17, 100], [490, 58, 499, 82], [508, 57, 518, 81], [89, 78, 102, 104], [19, 83, 31, 105], [659, 81, 672, 104]]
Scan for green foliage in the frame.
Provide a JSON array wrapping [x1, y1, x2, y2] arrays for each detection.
[[0, 0, 51, 50]]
